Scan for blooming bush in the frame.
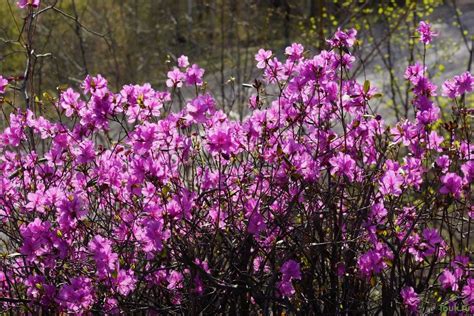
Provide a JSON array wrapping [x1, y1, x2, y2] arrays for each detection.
[[0, 8, 472, 313]]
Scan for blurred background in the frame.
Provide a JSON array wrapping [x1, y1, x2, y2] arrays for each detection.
[[0, 0, 473, 120]]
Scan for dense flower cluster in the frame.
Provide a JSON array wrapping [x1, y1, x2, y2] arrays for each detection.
[[0, 21, 472, 314]]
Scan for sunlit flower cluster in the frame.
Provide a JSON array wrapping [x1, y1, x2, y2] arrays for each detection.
[[0, 21, 472, 314]]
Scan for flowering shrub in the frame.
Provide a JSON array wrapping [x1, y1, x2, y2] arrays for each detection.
[[0, 13, 472, 314]]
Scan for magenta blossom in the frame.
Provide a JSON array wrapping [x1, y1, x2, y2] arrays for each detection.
[[82, 74, 108, 95], [400, 286, 420, 313], [246, 198, 265, 234], [439, 269, 458, 291], [442, 71, 474, 98], [379, 170, 403, 196], [421, 228, 446, 258], [357, 243, 393, 278], [114, 269, 137, 296], [436, 155, 450, 172], [439, 172, 463, 198], [167, 270, 184, 290], [17, 0, 40, 8], [59, 88, 83, 117], [277, 260, 301, 297], [463, 278, 474, 305], [185, 64, 204, 86], [327, 28, 357, 48], [72, 140, 96, 164], [185, 94, 215, 123], [417, 21, 438, 44], [329, 152, 357, 181], [88, 235, 118, 278], [255, 49, 272, 69], [206, 122, 239, 155], [404, 63, 426, 84], [20, 218, 67, 266], [0, 76, 8, 94], [57, 277, 95, 313], [461, 161, 474, 183], [177, 55, 189, 68], [285, 43, 304, 61], [25, 275, 55, 305], [166, 68, 185, 88]]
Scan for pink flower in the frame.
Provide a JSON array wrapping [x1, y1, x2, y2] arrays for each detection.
[[439, 269, 458, 291], [255, 49, 272, 69], [264, 57, 286, 83], [17, 0, 40, 8], [0, 76, 8, 94], [414, 95, 433, 112], [402, 157, 424, 190], [167, 271, 184, 290], [327, 28, 357, 48], [25, 275, 55, 305], [82, 74, 107, 95], [462, 161, 474, 183], [379, 170, 403, 196], [166, 68, 185, 88], [193, 265, 208, 295], [114, 269, 137, 296], [436, 155, 450, 172], [177, 55, 189, 68], [427, 131, 443, 152], [207, 123, 239, 155], [131, 122, 158, 154], [400, 286, 420, 313], [370, 202, 387, 222], [417, 21, 438, 44], [186, 94, 216, 123], [404, 63, 426, 84], [277, 260, 301, 297], [442, 72, 474, 98], [463, 278, 474, 305], [57, 277, 95, 313], [334, 53, 356, 69], [20, 218, 67, 266], [421, 228, 445, 258], [281, 260, 301, 280], [185, 64, 204, 86], [142, 219, 169, 253], [245, 198, 265, 235], [25, 191, 46, 213], [413, 76, 437, 97], [455, 72, 474, 95], [329, 152, 357, 181], [208, 129, 233, 154], [358, 244, 392, 278], [57, 194, 87, 232], [72, 140, 95, 164], [285, 43, 304, 61], [440, 172, 463, 198], [59, 88, 83, 117], [88, 235, 118, 278], [248, 95, 259, 109], [104, 298, 119, 314]]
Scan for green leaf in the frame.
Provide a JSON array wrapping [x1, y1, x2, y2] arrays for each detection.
[[363, 80, 370, 94], [162, 185, 171, 198]]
